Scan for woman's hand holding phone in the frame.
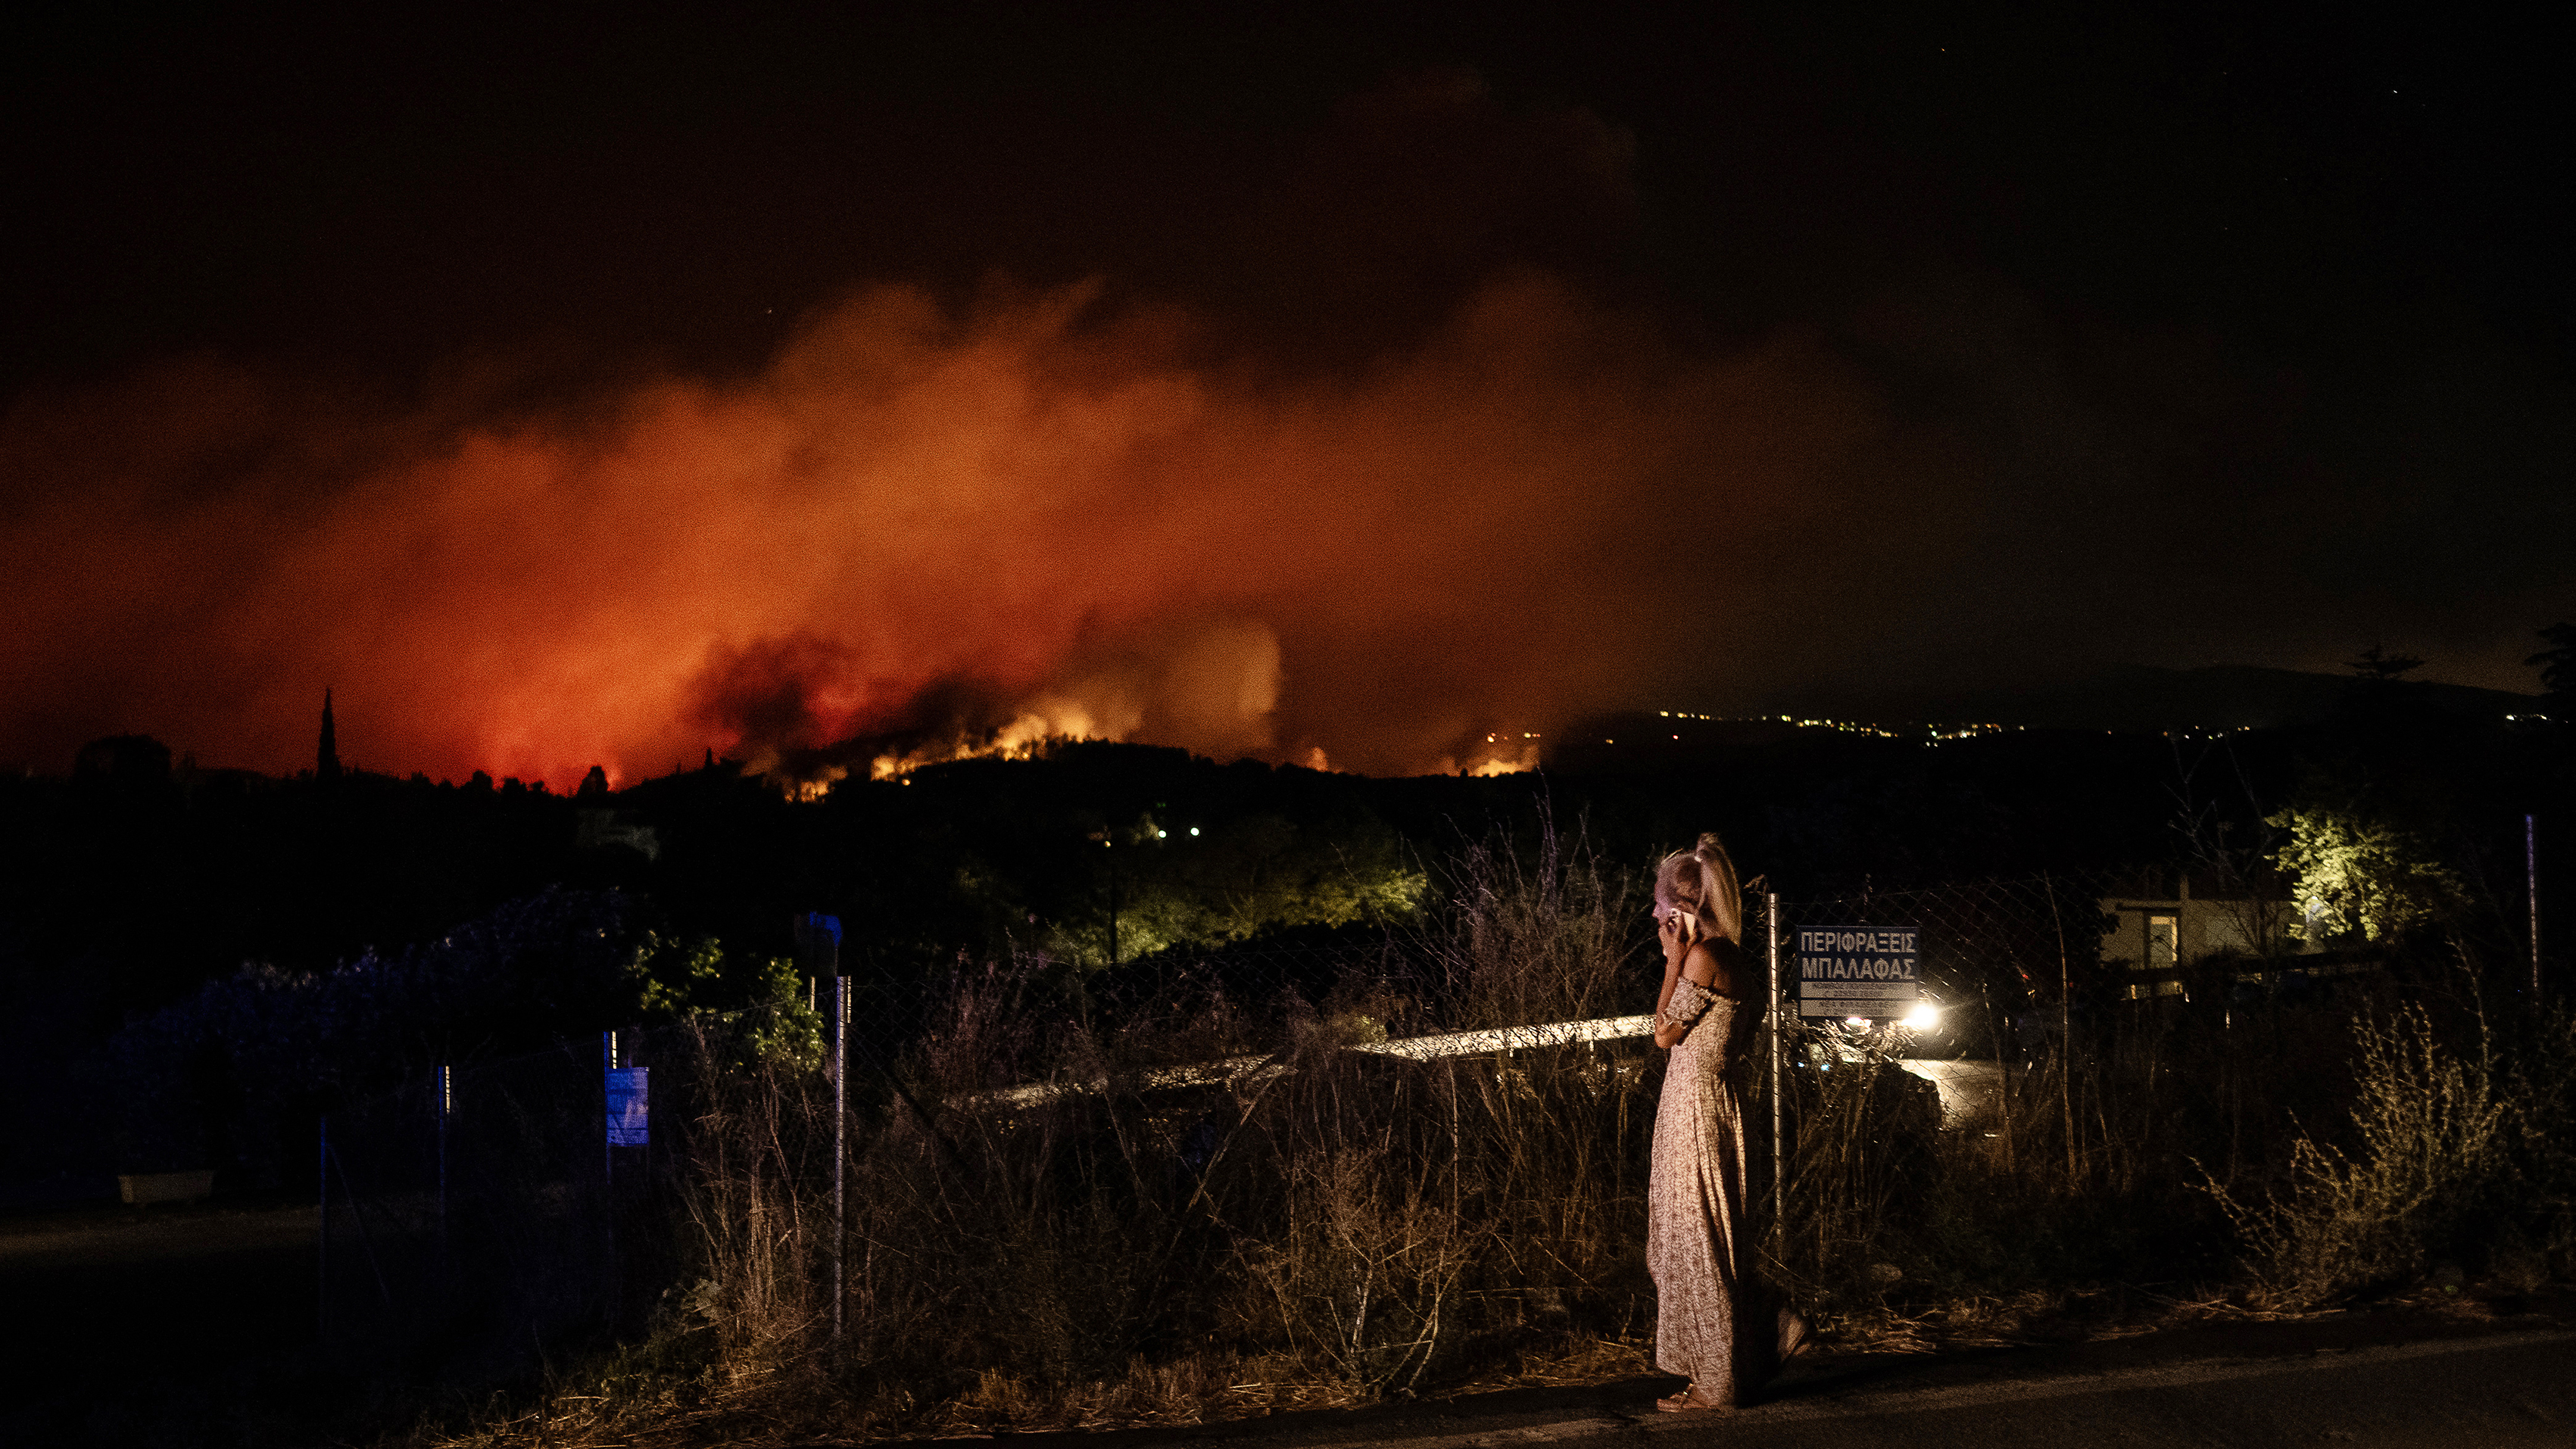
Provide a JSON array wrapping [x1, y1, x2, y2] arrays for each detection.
[[1659, 909, 1697, 973]]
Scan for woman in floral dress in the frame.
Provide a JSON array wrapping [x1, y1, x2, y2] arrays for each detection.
[[1645, 833, 1799, 1411]]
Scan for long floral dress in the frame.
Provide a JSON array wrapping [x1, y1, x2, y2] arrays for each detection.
[[1647, 974, 1764, 1405]]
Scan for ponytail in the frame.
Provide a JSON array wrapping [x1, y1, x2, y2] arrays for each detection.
[[1658, 833, 1744, 944]]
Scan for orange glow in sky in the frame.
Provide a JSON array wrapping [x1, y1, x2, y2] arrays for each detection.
[[0, 276, 1861, 785]]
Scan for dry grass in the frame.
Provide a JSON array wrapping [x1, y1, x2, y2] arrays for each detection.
[[387, 852, 2576, 1449], [2201, 996, 2576, 1313], [391, 824, 1660, 1447], [2202, 1004, 2509, 1309]]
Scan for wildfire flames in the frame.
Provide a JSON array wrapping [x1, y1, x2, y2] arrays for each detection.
[[0, 275, 1858, 787]]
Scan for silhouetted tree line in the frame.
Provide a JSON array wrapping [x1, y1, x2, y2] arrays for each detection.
[[1, 657, 2568, 1196]]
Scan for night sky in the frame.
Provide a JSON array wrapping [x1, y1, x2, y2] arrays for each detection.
[[2, 2, 2566, 784]]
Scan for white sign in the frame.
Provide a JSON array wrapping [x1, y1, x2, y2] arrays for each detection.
[[1795, 925, 1922, 1018]]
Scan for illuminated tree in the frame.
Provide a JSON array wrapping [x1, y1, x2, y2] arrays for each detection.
[[1043, 809, 1427, 965], [2268, 801, 2466, 943]]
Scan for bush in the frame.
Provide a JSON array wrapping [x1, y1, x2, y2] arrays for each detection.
[[105, 889, 817, 1184], [2203, 1005, 2511, 1308], [388, 854, 2572, 1447]]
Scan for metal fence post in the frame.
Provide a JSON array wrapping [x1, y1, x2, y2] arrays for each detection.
[[2046, 872, 2075, 1181], [435, 1064, 452, 1283], [833, 972, 850, 1344], [317, 1114, 329, 1340], [1767, 890, 1784, 1257], [601, 1029, 617, 1323], [2531, 815, 2543, 1001]]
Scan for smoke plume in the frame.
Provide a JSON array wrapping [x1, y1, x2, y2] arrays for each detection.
[[0, 274, 1867, 784]]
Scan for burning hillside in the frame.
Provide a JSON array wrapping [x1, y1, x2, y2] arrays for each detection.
[[0, 274, 1863, 785]]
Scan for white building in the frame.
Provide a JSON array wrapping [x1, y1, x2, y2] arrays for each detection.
[[2097, 878, 2312, 999]]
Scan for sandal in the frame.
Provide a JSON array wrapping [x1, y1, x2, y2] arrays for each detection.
[[1656, 1385, 1722, 1413]]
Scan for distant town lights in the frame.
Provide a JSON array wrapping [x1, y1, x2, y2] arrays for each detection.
[[1645, 709, 2024, 743]]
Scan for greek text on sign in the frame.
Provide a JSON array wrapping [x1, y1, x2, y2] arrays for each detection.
[[606, 1067, 650, 1146], [1796, 925, 1922, 1017]]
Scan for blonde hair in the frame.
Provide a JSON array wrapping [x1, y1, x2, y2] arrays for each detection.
[[1655, 832, 1743, 945]]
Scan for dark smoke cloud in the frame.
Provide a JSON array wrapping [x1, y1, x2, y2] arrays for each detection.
[[4, 68, 2566, 784], [0, 268, 1870, 784]]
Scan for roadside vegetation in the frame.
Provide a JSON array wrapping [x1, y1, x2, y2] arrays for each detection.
[[367, 818, 2573, 1449], [9, 670, 2567, 1448]]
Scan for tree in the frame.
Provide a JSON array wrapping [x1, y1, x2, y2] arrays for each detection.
[[2528, 622, 2576, 699], [2268, 800, 2466, 943], [2346, 643, 2425, 682]]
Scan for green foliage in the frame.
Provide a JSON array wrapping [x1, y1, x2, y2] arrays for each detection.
[[2267, 802, 2466, 943], [628, 932, 822, 1067], [1043, 809, 1427, 966], [632, 933, 728, 1017]]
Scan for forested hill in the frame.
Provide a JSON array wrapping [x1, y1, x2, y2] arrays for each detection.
[[8, 701, 2562, 1033]]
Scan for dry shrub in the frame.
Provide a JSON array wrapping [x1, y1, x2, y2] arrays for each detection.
[[407, 837, 2576, 1447], [1422, 810, 1645, 1029], [1239, 1135, 1470, 1389], [2496, 1006, 2576, 1282], [2202, 1002, 2537, 1310], [845, 981, 1219, 1385], [669, 1023, 833, 1354], [687, 823, 1659, 1435], [922, 1354, 1237, 1434], [1445, 1332, 1657, 1392], [1760, 956, 2483, 1332], [1764, 1048, 1940, 1319], [1212, 1041, 1654, 1394]]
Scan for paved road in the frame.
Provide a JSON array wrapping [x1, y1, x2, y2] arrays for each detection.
[[0, 1198, 320, 1447], [1603, 1332, 2576, 1447], [993, 1320, 2576, 1449], [10, 1197, 2571, 1449]]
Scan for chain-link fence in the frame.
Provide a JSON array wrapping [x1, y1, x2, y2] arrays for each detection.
[[317, 1016, 778, 1377], [317, 856, 2437, 1414], [1752, 863, 2449, 1320], [311, 923, 1430, 1378], [1770, 863, 2387, 1055]]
